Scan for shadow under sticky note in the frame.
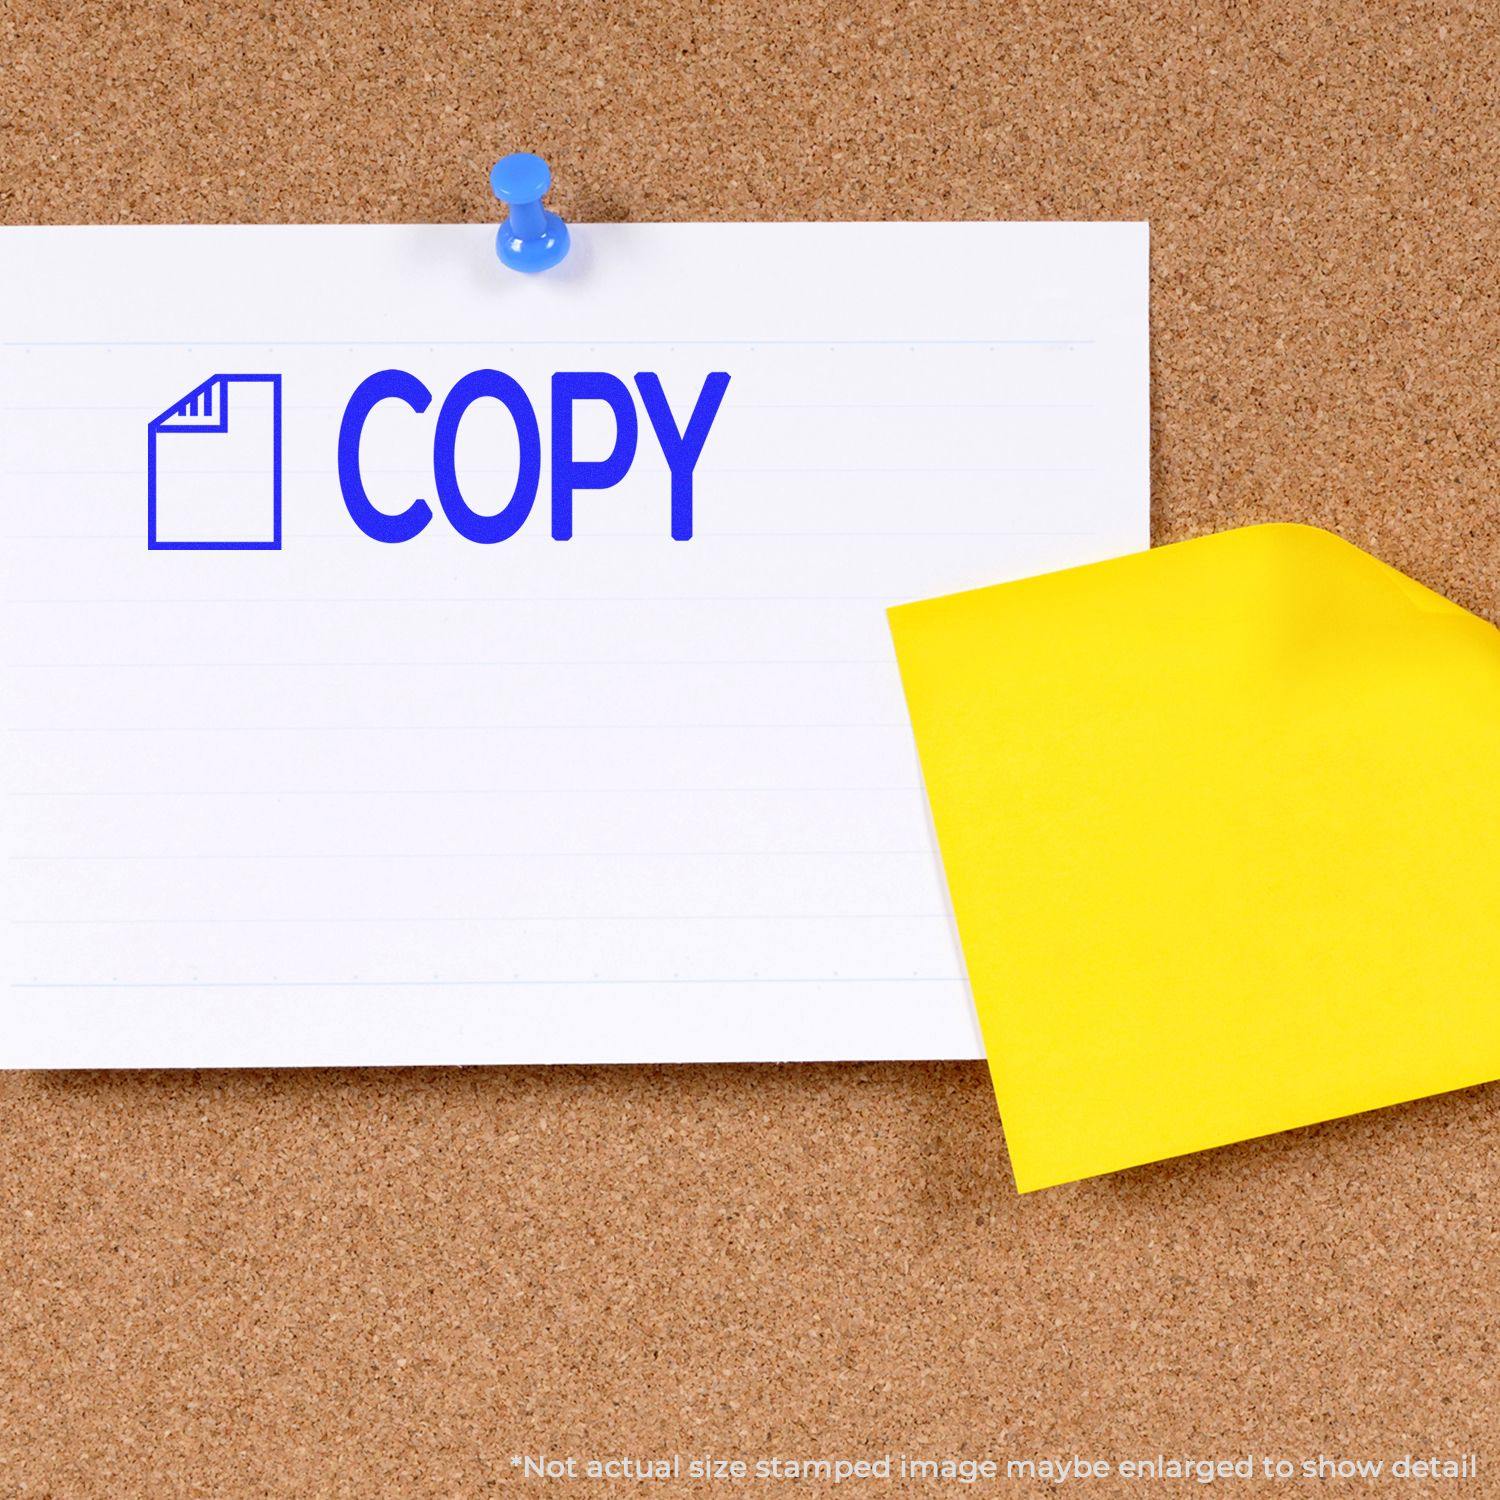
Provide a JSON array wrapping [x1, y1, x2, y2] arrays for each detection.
[[888, 523, 1500, 1192]]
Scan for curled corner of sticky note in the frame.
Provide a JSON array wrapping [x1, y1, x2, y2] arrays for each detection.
[[889, 521, 1500, 1193]]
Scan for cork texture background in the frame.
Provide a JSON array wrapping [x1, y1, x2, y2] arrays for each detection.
[[1, 0, 1496, 1494]]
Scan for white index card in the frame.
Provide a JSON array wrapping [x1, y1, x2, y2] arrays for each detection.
[[0, 221, 1148, 1066]]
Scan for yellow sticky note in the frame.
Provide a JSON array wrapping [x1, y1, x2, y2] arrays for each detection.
[[888, 524, 1500, 1191]]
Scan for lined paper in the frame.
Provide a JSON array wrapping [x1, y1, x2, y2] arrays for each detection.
[[0, 222, 1148, 1065]]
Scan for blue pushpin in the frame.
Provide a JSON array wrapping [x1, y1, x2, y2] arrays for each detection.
[[490, 153, 570, 273]]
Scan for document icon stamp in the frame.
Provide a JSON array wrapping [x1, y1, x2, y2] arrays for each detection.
[[147, 374, 282, 549]]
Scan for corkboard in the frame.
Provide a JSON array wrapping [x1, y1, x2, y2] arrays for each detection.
[[2, 1, 1497, 1494]]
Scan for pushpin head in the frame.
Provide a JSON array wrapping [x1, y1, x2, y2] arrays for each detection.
[[490, 152, 570, 274]]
